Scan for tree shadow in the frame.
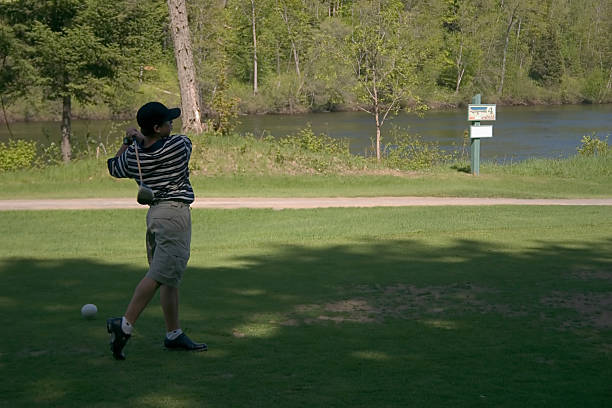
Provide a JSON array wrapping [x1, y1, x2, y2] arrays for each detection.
[[1, 237, 611, 407]]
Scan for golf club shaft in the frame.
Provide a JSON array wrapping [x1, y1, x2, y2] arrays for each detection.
[[133, 140, 144, 185]]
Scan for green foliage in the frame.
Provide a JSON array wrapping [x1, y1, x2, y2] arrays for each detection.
[[0, 0, 611, 123], [302, 19, 355, 111], [28, 22, 121, 101], [0, 23, 33, 100], [582, 69, 611, 104], [577, 134, 610, 157], [0, 139, 37, 171], [279, 125, 350, 155], [207, 57, 241, 135], [382, 127, 455, 170], [529, 26, 564, 86], [37, 141, 62, 167], [262, 72, 307, 114]]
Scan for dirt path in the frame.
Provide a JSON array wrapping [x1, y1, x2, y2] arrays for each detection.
[[1, 197, 611, 210]]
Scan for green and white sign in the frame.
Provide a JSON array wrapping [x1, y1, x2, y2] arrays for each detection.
[[468, 104, 496, 121]]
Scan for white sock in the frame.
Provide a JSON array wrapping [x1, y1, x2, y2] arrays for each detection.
[[166, 329, 183, 340], [121, 317, 133, 335]]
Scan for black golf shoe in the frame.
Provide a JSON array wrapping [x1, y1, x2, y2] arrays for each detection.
[[107, 317, 131, 360], [164, 333, 207, 351]]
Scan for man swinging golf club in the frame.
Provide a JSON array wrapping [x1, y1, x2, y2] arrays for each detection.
[[106, 101, 206, 360]]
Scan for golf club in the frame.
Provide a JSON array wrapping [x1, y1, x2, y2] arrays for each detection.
[[133, 140, 154, 205]]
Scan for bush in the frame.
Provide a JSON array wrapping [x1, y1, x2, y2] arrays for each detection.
[[279, 125, 350, 156], [37, 142, 62, 167], [382, 127, 455, 170], [0, 139, 38, 172], [577, 134, 609, 157]]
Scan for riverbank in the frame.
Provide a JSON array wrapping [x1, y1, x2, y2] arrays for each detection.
[[2, 100, 610, 125], [3, 105, 611, 163], [1, 155, 610, 200]]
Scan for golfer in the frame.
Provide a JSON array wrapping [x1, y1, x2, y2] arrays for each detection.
[[106, 101, 206, 360]]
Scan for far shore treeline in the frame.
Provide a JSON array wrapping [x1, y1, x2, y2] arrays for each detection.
[[1, 0, 610, 124]]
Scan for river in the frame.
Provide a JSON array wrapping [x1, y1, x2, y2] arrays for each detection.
[[1, 104, 610, 161]]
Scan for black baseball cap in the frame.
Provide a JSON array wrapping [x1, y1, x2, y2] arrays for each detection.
[[136, 102, 181, 130]]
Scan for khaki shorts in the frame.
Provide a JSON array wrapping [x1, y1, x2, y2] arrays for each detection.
[[145, 201, 191, 288]]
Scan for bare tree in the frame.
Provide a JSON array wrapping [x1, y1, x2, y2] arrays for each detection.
[[251, 0, 258, 94], [168, 0, 203, 134], [498, 1, 520, 95]]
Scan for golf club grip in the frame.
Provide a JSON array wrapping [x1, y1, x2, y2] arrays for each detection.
[[133, 140, 144, 185]]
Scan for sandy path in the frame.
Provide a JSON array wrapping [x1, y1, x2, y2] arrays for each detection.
[[1, 197, 611, 210]]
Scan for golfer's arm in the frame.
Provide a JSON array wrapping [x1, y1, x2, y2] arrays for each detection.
[[115, 144, 129, 157]]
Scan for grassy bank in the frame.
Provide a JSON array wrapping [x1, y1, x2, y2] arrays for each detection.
[[1, 206, 611, 407], [1, 131, 611, 199]]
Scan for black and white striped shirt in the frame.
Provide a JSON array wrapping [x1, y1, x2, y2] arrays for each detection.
[[107, 134, 194, 204]]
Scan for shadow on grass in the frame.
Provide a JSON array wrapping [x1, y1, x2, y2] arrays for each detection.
[[451, 163, 471, 174], [1, 238, 611, 407]]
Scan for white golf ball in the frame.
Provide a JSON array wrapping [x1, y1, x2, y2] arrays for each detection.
[[81, 303, 98, 319]]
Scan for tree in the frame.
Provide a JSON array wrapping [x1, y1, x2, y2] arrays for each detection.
[[348, 0, 423, 160], [436, 0, 484, 95], [3, 0, 124, 162], [31, 22, 122, 161], [0, 23, 33, 138], [168, 0, 204, 134], [0, 0, 162, 161], [497, 0, 521, 95], [529, 24, 563, 86]]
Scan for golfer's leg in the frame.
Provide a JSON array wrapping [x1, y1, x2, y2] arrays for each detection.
[[160, 284, 180, 332], [125, 276, 160, 324]]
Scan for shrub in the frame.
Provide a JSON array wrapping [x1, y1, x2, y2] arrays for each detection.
[[382, 127, 456, 170], [36, 142, 61, 167], [279, 125, 350, 156], [0, 139, 38, 172], [577, 134, 609, 157], [582, 69, 610, 103]]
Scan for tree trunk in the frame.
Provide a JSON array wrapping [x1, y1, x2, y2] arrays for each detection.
[[373, 75, 381, 161], [61, 95, 71, 162], [0, 95, 14, 139], [291, 42, 301, 78], [280, 6, 301, 78], [167, 0, 203, 134], [251, 0, 258, 94], [515, 16, 522, 65], [375, 105, 381, 161], [455, 41, 464, 94], [498, 5, 518, 95]]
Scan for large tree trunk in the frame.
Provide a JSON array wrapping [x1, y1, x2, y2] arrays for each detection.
[[168, 0, 203, 134], [251, 0, 258, 94], [61, 95, 71, 162]]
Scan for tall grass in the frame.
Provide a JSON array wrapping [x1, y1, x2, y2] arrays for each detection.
[[484, 155, 612, 179], [0, 128, 610, 199]]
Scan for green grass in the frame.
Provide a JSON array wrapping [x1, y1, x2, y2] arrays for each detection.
[[1, 206, 611, 407], [0, 152, 611, 199], [1, 130, 611, 199]]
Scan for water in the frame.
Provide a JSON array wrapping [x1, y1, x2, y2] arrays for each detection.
[[1, 104, 610, 161], [237, 104, 612, 161]]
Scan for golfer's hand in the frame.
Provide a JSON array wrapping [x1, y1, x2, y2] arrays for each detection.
[[126, 128, 144, 143]]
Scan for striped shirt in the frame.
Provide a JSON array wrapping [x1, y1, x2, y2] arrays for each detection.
[[107, 134, 194, 204]]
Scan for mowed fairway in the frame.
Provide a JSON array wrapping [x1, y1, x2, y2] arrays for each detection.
[[1, 206, 611, 407]]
